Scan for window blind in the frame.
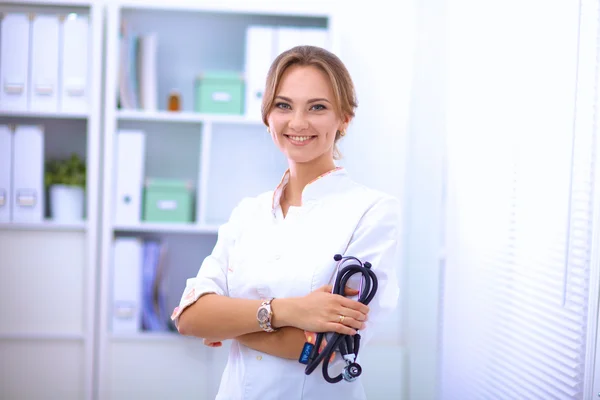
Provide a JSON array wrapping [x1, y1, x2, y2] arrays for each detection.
[[440, 0, 599, 399]]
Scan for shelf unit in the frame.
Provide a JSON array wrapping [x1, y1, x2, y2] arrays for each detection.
[[98, 1, 337, 399], [0, 1, 103, 400], [116, 109, 263, 125], [113, 222, 220, 234], [0, 220, 87, 231], [0, 110, 88, 119]]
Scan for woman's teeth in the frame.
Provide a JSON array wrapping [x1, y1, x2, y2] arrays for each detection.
[[287, 136, 313, 142]]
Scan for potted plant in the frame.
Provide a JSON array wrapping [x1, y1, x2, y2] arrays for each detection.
[[45, 153, 86, 222]]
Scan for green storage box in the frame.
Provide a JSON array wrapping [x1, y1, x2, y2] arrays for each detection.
[[195, 71, 244, 115], [142, 178, 194, 223]]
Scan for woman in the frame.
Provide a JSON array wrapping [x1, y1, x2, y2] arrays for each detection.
[[172, 45, 401, 400]]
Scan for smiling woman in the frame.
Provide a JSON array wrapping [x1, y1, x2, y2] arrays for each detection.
[[173, 45, 402, 400], [263, 46, 357, 166], [267, 65, 344, 167]]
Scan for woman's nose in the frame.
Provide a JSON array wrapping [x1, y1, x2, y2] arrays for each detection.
[[289, 110, 309, 131]]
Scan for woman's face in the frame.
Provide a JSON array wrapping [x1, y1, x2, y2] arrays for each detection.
[[267, 65, 348, 165]]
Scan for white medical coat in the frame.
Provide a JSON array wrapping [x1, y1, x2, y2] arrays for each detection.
[[172, 167, 402, 400]]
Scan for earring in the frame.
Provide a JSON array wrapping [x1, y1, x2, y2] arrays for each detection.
[[338, 130, 346, 137], [267, 127, 271, 134]]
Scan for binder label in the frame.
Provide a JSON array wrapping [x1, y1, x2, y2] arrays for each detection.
[[16, 189, 37, 207]]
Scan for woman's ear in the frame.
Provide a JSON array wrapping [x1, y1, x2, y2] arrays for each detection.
[[340, 115, 352, 133]]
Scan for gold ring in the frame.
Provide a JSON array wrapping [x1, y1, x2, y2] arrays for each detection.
[[338, 315, 345, 324]]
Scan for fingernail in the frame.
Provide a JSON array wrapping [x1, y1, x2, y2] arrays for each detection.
[[362, 323, 366, 329]]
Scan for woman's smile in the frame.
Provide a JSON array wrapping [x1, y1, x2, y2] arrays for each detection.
[[284, 134, 317, 146]]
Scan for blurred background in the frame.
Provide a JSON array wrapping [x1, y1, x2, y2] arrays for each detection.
[[0, 0, 599, 399]]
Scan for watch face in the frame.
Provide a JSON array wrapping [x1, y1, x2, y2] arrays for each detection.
[[258, 308, 269, 322]]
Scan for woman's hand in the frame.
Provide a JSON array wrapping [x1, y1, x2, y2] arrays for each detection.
[[289, 284, 369, 336], [203, 338, 223, 347]]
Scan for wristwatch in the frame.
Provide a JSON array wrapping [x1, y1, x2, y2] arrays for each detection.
[[257, 298, 277, 332]]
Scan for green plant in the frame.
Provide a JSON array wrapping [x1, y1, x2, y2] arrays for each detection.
[[45, 153, 86, 188]]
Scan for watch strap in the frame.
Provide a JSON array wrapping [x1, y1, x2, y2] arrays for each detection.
[[257, 298, 277, 333]]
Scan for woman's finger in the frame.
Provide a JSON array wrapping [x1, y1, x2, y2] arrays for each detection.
[[336, 315, 365, 331], [339, 306, 368, 323], [338, 296, 370, 315], [316, 285, 358, 295], [344, 286, 360, 296], [203, 339, 222, 347], [328, 322, 357, 336], [316, 284, 333, 293]]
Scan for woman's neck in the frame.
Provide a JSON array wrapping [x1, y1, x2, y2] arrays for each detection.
[[284, 156, 337, 206]]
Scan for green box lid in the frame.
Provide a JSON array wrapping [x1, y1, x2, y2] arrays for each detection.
[[145, 178, 193, 190], [196, 71, 245, 82]]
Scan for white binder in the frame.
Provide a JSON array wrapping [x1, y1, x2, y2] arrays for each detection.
[[0, 125, 12, 223], [60, 14, 90, 114], [12, 125, 45, 223], [114, 130, 146, 225], [275, 27, 330, 55], [245, 26, 276, 119], [111, 237, 143, 334], [300, 28, 330, 51], [0, 13, 30, 112], [137, 33, 158, 111], [30, 14, 60, 112]]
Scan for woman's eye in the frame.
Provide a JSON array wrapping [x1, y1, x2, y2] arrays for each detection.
[[311, 104, 326, 111], [275, 102, 291, 110]]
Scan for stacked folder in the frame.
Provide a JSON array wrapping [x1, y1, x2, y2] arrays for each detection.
[[0, 12, 90, 113], [118, 22, 158, 111], [0, 125, 45, 223], [244, 26, 330, 119], [111, 236, 171, 334], [113, 129, 146, 225]]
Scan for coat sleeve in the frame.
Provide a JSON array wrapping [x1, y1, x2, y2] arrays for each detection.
[[170, 198, 252, 328], [341, 194, 402, 348]]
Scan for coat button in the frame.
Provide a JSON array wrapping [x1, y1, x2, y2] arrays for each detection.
[[256, 355, 262, 361]]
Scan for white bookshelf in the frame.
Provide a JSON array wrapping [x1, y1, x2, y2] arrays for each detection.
[[117, 109, 263, 125], [113, 222, 220, 234], [109, 331, 194, 342], [0, 110, 89, 119], [0, 220, 87, 231], [0, 1, 102, 400], [98, 1, 337, 399], [0, 332, 86, 341]]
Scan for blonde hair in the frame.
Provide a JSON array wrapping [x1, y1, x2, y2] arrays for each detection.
[[261, 45, 358, 160]]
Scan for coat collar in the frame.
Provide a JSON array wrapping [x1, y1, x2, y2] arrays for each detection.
[[271, 166, 347, 215]]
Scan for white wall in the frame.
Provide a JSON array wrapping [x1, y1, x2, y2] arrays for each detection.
[[336, 0, 416, 206], [400, 1, 446, 399], [333, 1, 425, 399], [336, 1, 448, 399]]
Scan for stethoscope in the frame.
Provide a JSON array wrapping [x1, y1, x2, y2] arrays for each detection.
[[300, 254, 379, 383]]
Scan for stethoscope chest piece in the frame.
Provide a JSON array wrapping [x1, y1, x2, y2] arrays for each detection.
[[342, 362, 362, 382]]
